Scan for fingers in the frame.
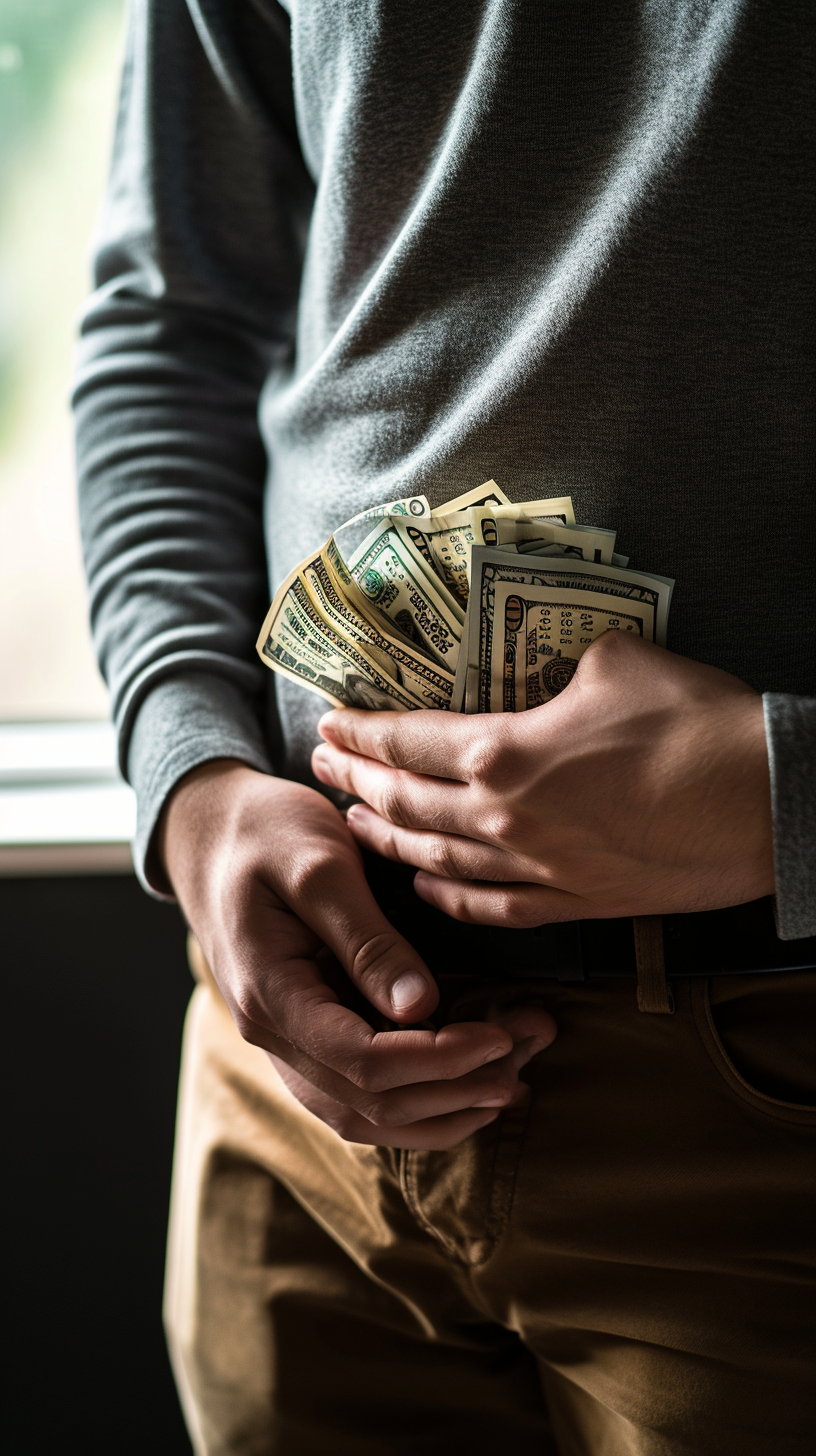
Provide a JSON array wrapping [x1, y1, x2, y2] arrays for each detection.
[[345, 802, 531, 881], [489, 1003, 558, 1055], [265, 1027, 542, 1126], [233, 910, 514, 1089], [312, 740, 468, 835], [272, 978, 514, 1092], [270, 1056, 508, 1149], [267, 1002, 557, 1149], [413, 873, 595, 926], [317, 707, 480, 780]]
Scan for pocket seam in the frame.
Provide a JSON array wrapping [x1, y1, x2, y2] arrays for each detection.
[[400, 1100, 529, 1269], [691, 978, 816, 1126]]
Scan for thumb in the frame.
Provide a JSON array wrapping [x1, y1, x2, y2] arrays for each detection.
[[288, 845, 440, 1023]]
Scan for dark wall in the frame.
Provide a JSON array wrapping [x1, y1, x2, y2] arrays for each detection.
[[2, 875, 193, 1453]]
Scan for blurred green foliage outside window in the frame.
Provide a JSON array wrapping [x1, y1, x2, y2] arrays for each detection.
[[0, 0, 124, 720]]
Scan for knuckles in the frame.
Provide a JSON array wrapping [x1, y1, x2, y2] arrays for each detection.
[[377, 781, 412, 828], [230, 997, 269, 1048], [580, 626, 645, 680], [483, 804, 530, 849], [348, 931, 407, 996], [427, 836, 466, 879], [491, 888, 546, 929], [462, 729, 510, 787], [463, 721, 524, 790]]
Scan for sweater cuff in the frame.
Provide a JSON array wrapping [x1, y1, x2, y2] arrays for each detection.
[[763, 693, 816, 941], [126, 673, 273, 899]]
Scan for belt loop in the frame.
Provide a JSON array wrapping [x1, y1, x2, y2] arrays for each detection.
[[633, 916, 674, 1014]]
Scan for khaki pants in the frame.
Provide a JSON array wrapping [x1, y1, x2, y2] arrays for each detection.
[[165, 948, 816, 1455]]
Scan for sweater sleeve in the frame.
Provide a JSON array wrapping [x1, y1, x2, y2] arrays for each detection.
[[763, 694, 816, 940], [73, 0, 314, 895]]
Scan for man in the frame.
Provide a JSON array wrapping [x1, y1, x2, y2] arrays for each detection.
[[75, 2, 815, 1452]]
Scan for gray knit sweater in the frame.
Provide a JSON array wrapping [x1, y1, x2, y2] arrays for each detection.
[[74, 0, 815, 936]]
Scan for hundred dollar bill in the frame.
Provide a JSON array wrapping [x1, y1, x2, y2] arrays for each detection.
[[431, 480, 510, 516], [405, 498, 581, 608], [398, 508, 490, 609], [343, 495, 431, 527], [307, 540, 454, 708], [492, 497, 576, 527], [460, 548, 674, 714], [345, 518, 464, 668], [493, 516, 616, 564], [257, 563, 423, 711]]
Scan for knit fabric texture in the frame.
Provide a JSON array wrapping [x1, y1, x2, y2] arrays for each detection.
[[73, 0, 815, 932]]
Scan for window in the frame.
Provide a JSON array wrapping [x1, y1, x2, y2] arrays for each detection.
[[0, 0, 124, 722], [0, 0, 133, 869]]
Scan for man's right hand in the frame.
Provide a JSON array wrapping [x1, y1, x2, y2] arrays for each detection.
[[159, 761, 556, 1149]]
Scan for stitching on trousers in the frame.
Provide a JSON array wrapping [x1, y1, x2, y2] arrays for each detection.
[[691, 978, 816, 1126], [398, 1103, 530, 1268]]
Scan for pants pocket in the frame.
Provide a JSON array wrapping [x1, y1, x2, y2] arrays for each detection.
[[692, 971, 816, 1125]]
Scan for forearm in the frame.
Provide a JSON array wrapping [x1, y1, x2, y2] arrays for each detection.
[[74, 291, 276, 893], [73, 0, 314, 892]]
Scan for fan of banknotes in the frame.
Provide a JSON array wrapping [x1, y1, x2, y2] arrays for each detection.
[[256, 480, 674, 714]]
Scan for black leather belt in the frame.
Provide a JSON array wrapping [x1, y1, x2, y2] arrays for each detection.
[[362, 852, 816, 982]]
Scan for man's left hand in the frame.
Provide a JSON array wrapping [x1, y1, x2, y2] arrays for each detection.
[[311, 633, 775, 926]]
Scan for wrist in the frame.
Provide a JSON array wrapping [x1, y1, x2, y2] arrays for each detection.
[[157, 758, 268, 893]]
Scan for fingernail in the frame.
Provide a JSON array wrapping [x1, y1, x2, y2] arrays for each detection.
[[473, 1096, 508, 1108], [390, 971, 429, 1015], [312, 751, 336, 786]]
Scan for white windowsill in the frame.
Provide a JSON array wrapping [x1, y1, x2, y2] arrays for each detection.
[[0, 722, 135, 875]]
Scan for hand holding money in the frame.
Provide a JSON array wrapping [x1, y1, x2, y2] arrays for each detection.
[[312, 634, 775, 923]]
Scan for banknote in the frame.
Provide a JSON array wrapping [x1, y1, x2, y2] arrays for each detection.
[[406, 498, 580, 607], [343, 495, 431, 527], [459, 548, 674, 713], [430, 480, 510, 515], [311, 540, 454, 708], [346, 518, 464, 667], [257, 482, 673, 718], [492, 515, 617, 564], [257, 564, 422, 711], [490, 498, 576, 527], [428, 481, 578, 525], [399, 507, 495, 608]]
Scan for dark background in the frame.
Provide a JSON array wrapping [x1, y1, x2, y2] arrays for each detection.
[[3, 875, 194, 1453]]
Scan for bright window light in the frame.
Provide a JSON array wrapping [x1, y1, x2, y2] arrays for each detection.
[[0, 0, 124, 722]]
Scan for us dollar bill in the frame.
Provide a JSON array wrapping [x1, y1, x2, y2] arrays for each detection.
[[342, 495, 431, 527], [345, 518, 465, 667], [398, 508, 489, 609], [311, 540, 454, 708], [430, 480, 510, 515], [492, 515, 617, 564], [491, 498, 576, 527], [257, 562, 424, 711], [256, 480, 672, 719], [405, 498, 580, 608], [460, 548, 674, 714]]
